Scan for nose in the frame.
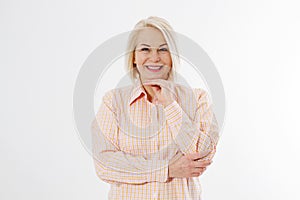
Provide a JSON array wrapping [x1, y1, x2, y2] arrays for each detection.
[[149, 49, 160, 62]]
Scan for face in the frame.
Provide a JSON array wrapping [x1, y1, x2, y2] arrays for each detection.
[[133, 27, 172, 81]]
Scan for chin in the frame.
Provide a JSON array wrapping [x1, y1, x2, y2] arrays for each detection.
[[143, 75, 168, 81]]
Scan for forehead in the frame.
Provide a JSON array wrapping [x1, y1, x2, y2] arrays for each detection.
[[136, 27, 167, 46]]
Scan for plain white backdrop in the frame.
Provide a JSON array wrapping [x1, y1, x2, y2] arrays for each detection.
[[1, 0, 300, 199]]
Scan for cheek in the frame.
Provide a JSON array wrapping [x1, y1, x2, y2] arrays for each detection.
[[163, 55, 172, 67], [134, 53, 146, 65]]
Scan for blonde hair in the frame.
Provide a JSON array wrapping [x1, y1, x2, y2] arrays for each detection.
[[125, 16, 180, 81]]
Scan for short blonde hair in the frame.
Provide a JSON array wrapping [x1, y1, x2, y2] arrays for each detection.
[[125, 16, 180, 81]]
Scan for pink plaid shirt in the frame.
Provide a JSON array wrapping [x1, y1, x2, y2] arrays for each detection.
[[91, 80, 219, 199]]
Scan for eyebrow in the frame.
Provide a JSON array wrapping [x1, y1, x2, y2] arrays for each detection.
[[138, 43, 168, 47]]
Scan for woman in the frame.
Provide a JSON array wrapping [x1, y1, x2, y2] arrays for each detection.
[[92, 16, 219, 199]]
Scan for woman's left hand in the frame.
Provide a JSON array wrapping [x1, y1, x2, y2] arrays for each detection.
[[143, 79, 176, 107]]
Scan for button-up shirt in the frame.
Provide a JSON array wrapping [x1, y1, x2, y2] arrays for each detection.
[[91, 80, 219, 199]]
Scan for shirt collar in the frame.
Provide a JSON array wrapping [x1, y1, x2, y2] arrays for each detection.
[[129, 79, 147, 106]]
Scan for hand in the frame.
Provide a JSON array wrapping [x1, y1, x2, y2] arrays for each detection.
[[168, 152, 212, 178], [143, 79, 176, 107]]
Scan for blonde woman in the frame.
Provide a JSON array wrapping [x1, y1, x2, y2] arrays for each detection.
[[92, 16, 219, 199]]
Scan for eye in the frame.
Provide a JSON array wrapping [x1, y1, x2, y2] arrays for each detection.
[[140, 47, 150, 52], [158, 48, 169, 52]]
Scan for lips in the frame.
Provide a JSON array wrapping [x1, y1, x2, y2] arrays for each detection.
[[145, 65, 163, 72]]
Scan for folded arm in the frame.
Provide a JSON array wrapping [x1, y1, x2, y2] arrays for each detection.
[[165, 89, 219, 160], [92, 91, 169, 185]]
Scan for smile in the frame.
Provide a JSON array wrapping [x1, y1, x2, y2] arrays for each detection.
[[145, 65, 163, 72]]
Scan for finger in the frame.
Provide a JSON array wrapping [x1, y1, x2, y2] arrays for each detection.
[[187, 151, 210, 161], [143, 79, 169, 84], [194, 168, 206, 174], [144, 80, 177, 96], [143, 81, 162, 86], [151, 85, 161, 90], [191, 172, 202, 177], [192, 167, 207, 174], [192, 160, 212, 168], [193, 151, 211, 161], [191, 167, 203, 172], [186, 152, 203, 160], [143, 79, 170, 88], [151, 86, 161, 94]]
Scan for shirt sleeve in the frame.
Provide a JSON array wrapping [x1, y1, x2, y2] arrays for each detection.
[[91, 90, 169, 185], [164, 88, 219, 160]]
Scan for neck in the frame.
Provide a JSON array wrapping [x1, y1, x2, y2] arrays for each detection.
[[139, 78, 155, 102], [143, 85, 155, 102]]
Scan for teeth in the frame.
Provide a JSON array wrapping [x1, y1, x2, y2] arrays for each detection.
[[146, 65, 162, 70]]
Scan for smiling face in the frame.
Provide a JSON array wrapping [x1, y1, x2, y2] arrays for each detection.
[[134, 27, 172, 81]]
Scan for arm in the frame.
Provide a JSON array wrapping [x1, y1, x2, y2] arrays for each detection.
[[164, 89, 219, 160], [91, 90, 169, 185]]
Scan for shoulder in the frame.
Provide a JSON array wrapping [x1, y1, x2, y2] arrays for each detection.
[[102, 85, 133, 104]]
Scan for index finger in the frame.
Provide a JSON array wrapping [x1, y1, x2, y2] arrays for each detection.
[[143, 79, 170, 87], [193, 160, 212, 168]]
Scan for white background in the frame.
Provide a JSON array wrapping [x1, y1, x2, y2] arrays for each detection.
[[1, 0, 300, 199]]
